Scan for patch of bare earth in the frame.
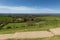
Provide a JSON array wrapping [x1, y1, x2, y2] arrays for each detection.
[[50, 28, 60, 35], [0, 34, 13, 40], [1, 27, 60, 39], [13, 31, 54, 38]]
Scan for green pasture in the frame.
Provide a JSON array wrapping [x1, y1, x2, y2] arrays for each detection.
[[0, 16, 60, 34], [0, 20, 60, 34]]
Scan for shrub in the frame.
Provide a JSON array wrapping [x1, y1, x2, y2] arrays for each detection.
[[6, 26, 12, 29]]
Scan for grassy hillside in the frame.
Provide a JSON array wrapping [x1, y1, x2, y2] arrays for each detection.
[[0, 15, 60, 33], [0, 16, 13, 22]]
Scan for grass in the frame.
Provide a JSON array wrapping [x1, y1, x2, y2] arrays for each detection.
[[0, 16, 60, 34], [0, 16, 14, 22], [6, 35, 60, 40], [35, 16, 60, 21], [0, 20, 60, 34]]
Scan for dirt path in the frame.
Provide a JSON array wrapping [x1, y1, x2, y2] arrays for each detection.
[[50, 28, 60, 35], [0, 31, 54, 39], [13, 31, 54, 38], [0, 28, 60, 39], [0, 34, 13, 39]]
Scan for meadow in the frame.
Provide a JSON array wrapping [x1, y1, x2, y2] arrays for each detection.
[[0, 15, 60, 34]]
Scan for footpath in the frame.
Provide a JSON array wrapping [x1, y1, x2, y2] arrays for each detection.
[[0, 28, 60, 40]]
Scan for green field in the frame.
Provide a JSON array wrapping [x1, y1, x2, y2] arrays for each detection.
[[0, 15, 60, 40], [0, 20, 60, 34], [0, 15, 60, 34], [0, 16, 15, 22]]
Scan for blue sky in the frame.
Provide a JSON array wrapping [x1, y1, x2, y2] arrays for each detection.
[[0, 0, 60, 13]]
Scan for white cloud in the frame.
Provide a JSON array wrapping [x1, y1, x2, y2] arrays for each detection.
[[0, 5, 60, 13], [9, 6, 36, 10], [0, 6, 36, 10]]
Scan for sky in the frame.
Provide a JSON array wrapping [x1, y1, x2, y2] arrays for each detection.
[[0, 0, 60, 14]]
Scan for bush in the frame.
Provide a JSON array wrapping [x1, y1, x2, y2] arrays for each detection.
[[6, 26, 12, 29], [27, 21, 35, 26]]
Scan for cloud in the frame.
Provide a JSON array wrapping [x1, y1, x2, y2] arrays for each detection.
[[0, 6, 36, 10], [0, 5, 60, 13]]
